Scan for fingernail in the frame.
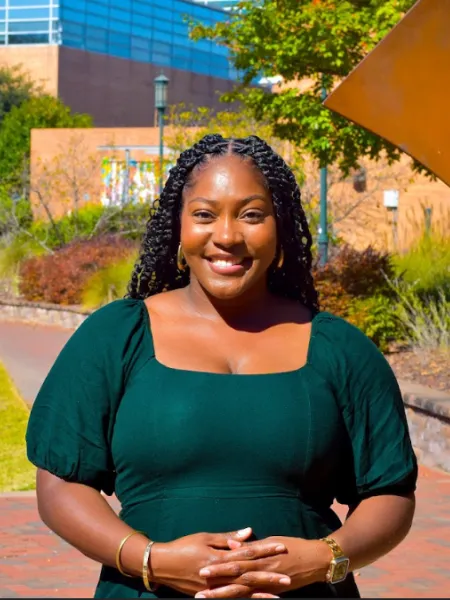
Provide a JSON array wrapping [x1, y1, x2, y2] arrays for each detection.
[[237, 527, 251, 537], [275, 544, 285, 552], [199, 568, 211, 577], [196, 595, 206, 599], [280, 577, 291, 585]]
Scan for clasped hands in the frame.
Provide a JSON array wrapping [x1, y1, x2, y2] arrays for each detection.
[[151, 527, 330, 599]]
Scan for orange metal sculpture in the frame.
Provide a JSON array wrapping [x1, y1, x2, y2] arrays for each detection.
[[324, 0, 450, 185]]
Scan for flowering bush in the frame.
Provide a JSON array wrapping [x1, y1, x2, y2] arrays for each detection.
[[19, 235, 137, 305]]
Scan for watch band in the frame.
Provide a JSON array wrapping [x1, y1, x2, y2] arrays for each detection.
[[320, 536, 345, 558]]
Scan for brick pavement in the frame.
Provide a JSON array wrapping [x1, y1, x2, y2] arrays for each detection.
[[0, 466, 449, 598]]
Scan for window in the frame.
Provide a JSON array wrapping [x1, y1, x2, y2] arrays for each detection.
[[131, 35, 150, 49], [86, 13, 104, 27], [8, 8, 50, 20], [63, 21, 84, 36], [64, 0, 86, 11], [86, 25, 106, 41], [86, 36, 106, 52], [110, 8, 130, 22], [8, 32, 50, 43], [8, 0, 50, 6], [8, 20, 50, 32], [131, 47, 149, 61], [109, 30, 128, 45], [152, 51, 170, 66], [109, 19, 131, 33], [61, 8, 85, 24], [87, 2, 108, 17], [131, 24, 150, 38], [109, 43, 131, 58]]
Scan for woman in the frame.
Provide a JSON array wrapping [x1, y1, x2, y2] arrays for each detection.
[[26, 134, 417, 599]]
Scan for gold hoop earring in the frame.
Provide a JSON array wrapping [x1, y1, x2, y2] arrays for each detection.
[[277, 248, 284, 270], [177, 244, 187, 271]]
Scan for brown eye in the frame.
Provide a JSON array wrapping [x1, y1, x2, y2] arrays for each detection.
[[193, 210, 215, 222], [242, 210, 264, 223]]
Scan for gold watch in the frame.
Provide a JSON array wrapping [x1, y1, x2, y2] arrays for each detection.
[[320, 537, 350, 584]]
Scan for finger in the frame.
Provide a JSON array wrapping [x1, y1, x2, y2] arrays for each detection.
[[195, 584, 252, 598], [219, 541, 286, 562], [208, 527, 252, 549], [207, 572, 290, 589], [227, 540, 242, 550]]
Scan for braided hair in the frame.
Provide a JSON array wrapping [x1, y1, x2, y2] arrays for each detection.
[[127, 134, 319, 313]]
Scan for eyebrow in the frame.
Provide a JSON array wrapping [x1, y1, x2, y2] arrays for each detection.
[[187, 194, 267, 206]]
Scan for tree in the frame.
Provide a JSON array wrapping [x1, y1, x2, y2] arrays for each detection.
[[0, 64, 38, 127], [0, 95, 92, 192], [191, 0, 418, 174]]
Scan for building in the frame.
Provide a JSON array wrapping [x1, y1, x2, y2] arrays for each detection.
[[0, 0, 243, 126]]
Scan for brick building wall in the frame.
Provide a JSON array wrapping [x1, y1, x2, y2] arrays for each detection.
[[0, 45, 235, 127]]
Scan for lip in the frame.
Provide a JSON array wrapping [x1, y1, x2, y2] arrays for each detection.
[[205, 256, 252, 276]]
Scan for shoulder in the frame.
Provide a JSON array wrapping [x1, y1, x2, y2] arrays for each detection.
[[309, 311, 395, 386], [311, 311, 376, 353], [79, 298, 147, 342], [68, 298, 152, 370]]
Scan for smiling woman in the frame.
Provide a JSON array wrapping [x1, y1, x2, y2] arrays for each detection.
[[27, 135, 417, 600]]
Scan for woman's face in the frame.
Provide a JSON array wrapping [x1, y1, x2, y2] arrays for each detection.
[[180, 154, 277, 301]]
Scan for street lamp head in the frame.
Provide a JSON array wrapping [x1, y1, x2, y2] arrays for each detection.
[[154, 74, 169, 111]]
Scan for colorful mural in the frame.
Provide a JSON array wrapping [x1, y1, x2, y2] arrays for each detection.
[[100, 158, 172, 206]]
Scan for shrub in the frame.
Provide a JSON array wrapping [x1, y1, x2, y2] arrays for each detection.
[[347, 295, 403, 352], [30, 202, 152, 250], [393, 233, 450, 299], [19, 235, 137, 305], [313, 245, 395, 317], [30, 204, 107, 249], [390, 281, 450, 351], [82, 255, 137, 310]]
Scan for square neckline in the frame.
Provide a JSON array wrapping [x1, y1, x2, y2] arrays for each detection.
[[139, 298, 322, 377]]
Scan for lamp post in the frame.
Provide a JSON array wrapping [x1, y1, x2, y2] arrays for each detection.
[[154, 74, 169, 194], [318, 81, 329, 266]]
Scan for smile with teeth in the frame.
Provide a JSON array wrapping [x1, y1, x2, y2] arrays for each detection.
[[206, 256, 250, 275], [210, 258, 243, 267]]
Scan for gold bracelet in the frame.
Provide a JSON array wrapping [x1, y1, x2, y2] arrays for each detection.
[[115, 530, 146, 578], [142, 540, 158, 592]]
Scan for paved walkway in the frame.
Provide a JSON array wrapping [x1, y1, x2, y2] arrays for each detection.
[[0, 321, 71, 405], [0, 465, 449, 598]]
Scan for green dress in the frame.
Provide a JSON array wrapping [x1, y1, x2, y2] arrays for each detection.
[[26, 299, 417, 599]]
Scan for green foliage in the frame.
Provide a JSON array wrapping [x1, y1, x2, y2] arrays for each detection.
[[19, 234, 137, 305], [347, 294, 402, 352], [393, 233, 450, 298], [392, 284, 450, 351], [0, 64, 37, 127], [0, 96, 92, 190], [30, 204, 107, 249], [82, 255, 137, 310], [190, 0, 422, 174], [313, 245, 398, 348]]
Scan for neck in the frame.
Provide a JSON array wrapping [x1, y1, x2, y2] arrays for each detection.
[[183, 277, 275, 325]]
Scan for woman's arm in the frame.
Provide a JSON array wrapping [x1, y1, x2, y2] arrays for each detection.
[[36, 469, 149, 576], [331, 492, 415, 570]]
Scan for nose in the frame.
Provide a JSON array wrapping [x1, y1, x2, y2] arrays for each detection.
[[211, 215, 243, 248]]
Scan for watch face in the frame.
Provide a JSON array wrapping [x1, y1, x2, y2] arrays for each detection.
[[331, 557, 350, 583]]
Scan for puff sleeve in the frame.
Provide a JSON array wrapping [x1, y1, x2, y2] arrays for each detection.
[[26, 298, 148, 495], [312, 314, 418, 505]]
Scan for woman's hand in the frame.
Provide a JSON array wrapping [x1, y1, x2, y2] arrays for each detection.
[[194, 536, 331, 598], [151, 528, 291, 598]]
